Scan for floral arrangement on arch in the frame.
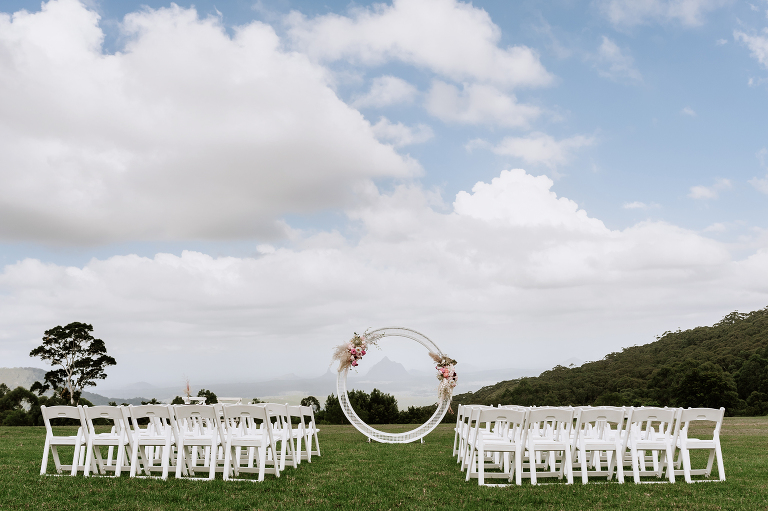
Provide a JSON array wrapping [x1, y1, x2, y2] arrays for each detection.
[[332, 330, 383, 372], [332, 330, 459, 402], [430, 353, 458, 402]]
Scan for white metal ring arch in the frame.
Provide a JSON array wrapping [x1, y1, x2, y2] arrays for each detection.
[[336, 327, 452, 443]]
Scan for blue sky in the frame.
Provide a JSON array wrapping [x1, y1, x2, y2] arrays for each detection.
[[1, 0, 767, 389]]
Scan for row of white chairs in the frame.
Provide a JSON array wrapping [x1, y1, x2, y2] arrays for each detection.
[[454, 405, 725, 486], [39, 402, 321, 482]]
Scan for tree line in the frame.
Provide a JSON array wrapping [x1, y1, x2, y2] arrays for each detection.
[[453, 306, 768, 415], [0, 382, 452, 426]]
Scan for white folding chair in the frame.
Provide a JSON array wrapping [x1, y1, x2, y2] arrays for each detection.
[[572, 407, 631, 484], [173, 405, 221, 480], [300, 405, 321, 460], [524, 407, 575, 485], [286, 405, 308, 465], [628, 407, 678, 483], [79, 405, 130, 477], [39, 405, 88, 476], [218, 398, 243, 405], [459, 405, 494, 471], [122, 405, 178, 480], [453, 404, 465, 457], [672, 407, 725, 483], [465, 408, 527, 486], [222, 404, 279, 481], [264, 403, 297, 471]]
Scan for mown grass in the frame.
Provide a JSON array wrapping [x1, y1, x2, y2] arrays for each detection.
[[1, 418, 768, 510]]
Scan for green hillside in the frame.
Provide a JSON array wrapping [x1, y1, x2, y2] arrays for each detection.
[[453, 307, 768, 415]]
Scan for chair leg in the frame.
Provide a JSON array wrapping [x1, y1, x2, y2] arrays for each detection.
[[114, 443, 124, 478], [666, 446, 676, 483], [465, 445, 475, 482], [208, 443, 216, 480], [84, 439, 94, 477], [530, 445, 538, 486], [223, 442, 232, 481], [130, 443, 140, 478], [175, 441, 185, 479], [161, 441, 171, 480], [704, 449, 716, 478], [715, 443, 726, 481], [40, 437, 51, 475], [258, 445, 266, 482], [478, 446, 485, 486], [70, 434, 83, 476], [631, 445, 640, 484], [581, 448, 588, 484]]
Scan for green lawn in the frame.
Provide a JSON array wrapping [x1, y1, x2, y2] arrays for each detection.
[[1, 419, 767, 510]]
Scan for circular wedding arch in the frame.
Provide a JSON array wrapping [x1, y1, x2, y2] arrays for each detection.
[[336, 327, 452, 444]]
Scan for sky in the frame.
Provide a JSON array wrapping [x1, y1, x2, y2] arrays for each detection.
[[1, 0, 768, 391]]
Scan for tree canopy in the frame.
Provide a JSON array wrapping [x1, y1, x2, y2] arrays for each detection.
[[29, 322, 116, 405], [453, 306, 768, 415]]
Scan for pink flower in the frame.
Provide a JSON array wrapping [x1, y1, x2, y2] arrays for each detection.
[[361, 350, 366, 355], [351, 360, 358, 367]]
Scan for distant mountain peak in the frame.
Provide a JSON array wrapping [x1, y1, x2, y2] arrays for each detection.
[[362, 357, 411, 381]]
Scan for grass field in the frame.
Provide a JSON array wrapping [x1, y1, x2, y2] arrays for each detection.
[[1, 418, 768, 510]]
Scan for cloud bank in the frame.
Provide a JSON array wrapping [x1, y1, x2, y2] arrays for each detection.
[[3, 169, 767, 385], [0, 0, 418, 243]]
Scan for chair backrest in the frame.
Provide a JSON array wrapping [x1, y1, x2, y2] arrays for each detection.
[[217, 397, 242, 405], [40, 405, 82, 435], [629, 407, 676, 425], [477, 407, 527, 437], [525, 407, 574, 442], [264, 403, 289, 428], [629, 407, 677, 438], [577, 407, 626, 427], [679, 407, 725, 423], [80, 405, 126, 437], [300, 405, 315, 421], [124, 405, 175, 437], [676, 407, 725, 441], [172, 404, 219, 434], [221, 404, 272, 444], [128, 404, 173, 421]]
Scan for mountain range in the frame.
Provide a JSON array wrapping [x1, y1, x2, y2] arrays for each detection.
[[0, 357, 539, 407]]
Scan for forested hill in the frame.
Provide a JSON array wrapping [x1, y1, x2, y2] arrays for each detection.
[[452, 307, 768, 415]]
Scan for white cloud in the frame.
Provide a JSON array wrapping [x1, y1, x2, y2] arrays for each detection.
[[0, 1, 419, 243], [453, 169, 608, 233], [716, 38, 728, 45], [681, 106, 696, 116], [486, 132, 596, 168], [749, 175, 768, 194], [351, 75, 418, 108], [5, 169, 768, 383], [371, 117, 434, 147], [596, 36, 642, 83], [735, 29, 768, 68], [688, 178, 732, 199], [598, 0, 727, 27], [703, 222, 727, 232], [285, 0, 553, 88], [425, 81, 541, 127], [621, 201, 659, 209]]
